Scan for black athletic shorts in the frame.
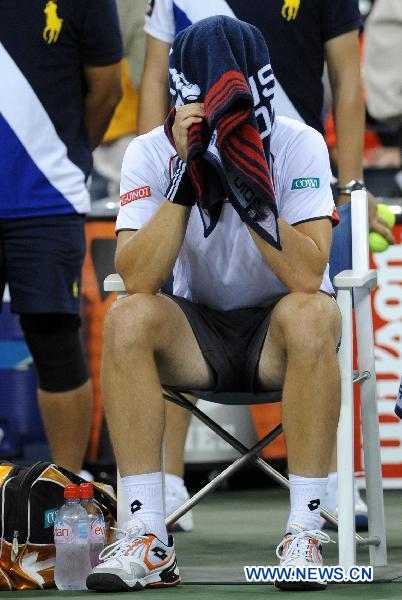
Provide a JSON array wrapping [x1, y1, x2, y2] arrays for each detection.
[[169, 294, 284, 393], [0, 214, 86, 314]]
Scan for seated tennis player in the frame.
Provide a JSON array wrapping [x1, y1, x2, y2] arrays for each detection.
[[87, 16, 341, 592]]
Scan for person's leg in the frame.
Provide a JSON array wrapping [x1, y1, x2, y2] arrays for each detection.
[[88, 293, 214, 592], [255, 292, 341, 588], [6, 215, 90, 474], [20, 313, 92, 475], [257, 292, 341, 530], [102, 293, 214, 534], [164, 400, 193, 478], [322, 445, 368, 531], [103, 293, 214, 475], [164, 398, 195, 532], [37, 380, 92, 473]]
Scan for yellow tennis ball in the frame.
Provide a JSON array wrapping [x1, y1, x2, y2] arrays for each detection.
[[376, 203, 396, 228], [369, 231, 389, 253]]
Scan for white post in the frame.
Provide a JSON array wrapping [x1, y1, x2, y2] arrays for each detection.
[[351, 189, 370, 273], [352, 190, 387, 566], [336, 286, 356, 568]]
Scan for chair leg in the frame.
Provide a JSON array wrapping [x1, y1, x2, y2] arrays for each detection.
[[165, 390, 288, 488], [354, 287, 387, 567], [165, 390, 339, 528], [336, 288, 356, 568], [166, 423, 283, 527]]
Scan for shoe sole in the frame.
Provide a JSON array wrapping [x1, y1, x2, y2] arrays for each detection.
[[275, 580, 327, 591], [87, 572, 181, 592]]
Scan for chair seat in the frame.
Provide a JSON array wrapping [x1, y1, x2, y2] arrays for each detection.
[[164, 387, 282, 405]]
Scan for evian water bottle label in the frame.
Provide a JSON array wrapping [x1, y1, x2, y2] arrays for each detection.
[[54, 520, 73, 544], [90, 518, 105, 544], [77, 521, 90, 543]]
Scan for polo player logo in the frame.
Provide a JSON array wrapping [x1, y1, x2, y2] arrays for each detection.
[[281, 0, 301, 21], [43, 1, 63, 44]]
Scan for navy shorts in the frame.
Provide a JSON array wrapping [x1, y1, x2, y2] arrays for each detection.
[[0, 215, 86, 314], [169, 295, 283, 392]]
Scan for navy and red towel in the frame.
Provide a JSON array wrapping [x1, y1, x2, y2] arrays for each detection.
[[164, 15, 281, 249]]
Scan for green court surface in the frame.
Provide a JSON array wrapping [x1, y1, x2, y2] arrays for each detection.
[[5, 488, 402, 599]]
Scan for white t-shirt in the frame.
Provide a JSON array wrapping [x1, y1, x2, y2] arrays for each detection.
[[116, 116, 336, 311]]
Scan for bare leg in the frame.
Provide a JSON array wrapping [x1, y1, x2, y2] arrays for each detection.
[[38, 379, 92, 473], [329, 445, 337, 473], [257, 292, 341, 477], [164, 396, 195, 478], [102, 293, 214, 477]]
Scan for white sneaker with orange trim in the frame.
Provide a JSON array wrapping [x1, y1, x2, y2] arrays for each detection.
[[275, 527, 333, 590], [86, 521, 180, 592]]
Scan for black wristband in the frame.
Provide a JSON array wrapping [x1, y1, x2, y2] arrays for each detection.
[[165, 160, 196, 207]]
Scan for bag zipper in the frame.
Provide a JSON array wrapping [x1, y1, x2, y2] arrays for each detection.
[[11, 462, 49, 562]]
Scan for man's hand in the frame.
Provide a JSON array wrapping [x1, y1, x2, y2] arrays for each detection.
[[172, 103, 205, 161], [367, 191, 395, 244], [338, 191, 395, 245]]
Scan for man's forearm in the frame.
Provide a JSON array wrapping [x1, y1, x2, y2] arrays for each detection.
[[332, 79, 365, 194], [116, 200, 191, 294], [138, 77, 170, 135], [249, 219, 331, 293], [85, 92, 120, 150], [138, 35, 171, 135]]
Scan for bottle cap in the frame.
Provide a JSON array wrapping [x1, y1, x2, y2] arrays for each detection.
[[64, 483, 79, 499], [79, 482, 94, 499]]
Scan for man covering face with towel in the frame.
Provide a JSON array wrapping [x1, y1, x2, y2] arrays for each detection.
[[88, 16, 341, 593]]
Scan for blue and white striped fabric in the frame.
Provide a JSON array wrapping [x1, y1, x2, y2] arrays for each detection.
[[0, 44, 90, 219], [0, 0, 122, 219]]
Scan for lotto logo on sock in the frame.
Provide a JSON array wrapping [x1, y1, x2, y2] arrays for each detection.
[[130, 499, 143, 514], [308, 499, 320, 511]]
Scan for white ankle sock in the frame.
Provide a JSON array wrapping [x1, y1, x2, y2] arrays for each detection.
[[165, 473, 185, 492], [286, 474, 328, 532], [122, 471, 168, 544], [323, 472, 338, 513]]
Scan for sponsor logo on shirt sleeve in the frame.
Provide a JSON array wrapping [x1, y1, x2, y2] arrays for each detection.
[[291, 178, 320, 190], [120, 186, 152, 206]]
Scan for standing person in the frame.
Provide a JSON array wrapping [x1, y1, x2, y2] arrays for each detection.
[[88, 17, 341, 592], [0, 0, 123, 474], [93, 0, 148, 197], [364, 0, 402, 176], [137, 0, 392, 527]]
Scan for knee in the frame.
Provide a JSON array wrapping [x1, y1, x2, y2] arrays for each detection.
[[104, 293, 165, 356], [20, 313, 89, 392], [273, 293, 341, 357]]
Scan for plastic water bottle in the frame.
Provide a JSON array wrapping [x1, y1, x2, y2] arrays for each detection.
[[79, 483, 106, 567], [54, 483, 92, 590]]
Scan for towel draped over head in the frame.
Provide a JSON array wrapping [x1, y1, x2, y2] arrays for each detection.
[[164, 15, 281, 249]]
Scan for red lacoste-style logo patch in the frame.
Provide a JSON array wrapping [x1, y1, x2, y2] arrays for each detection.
[[120, 186, 151, 206]]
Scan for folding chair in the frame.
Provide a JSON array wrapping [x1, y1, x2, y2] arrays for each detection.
[[104, 190, 387, 569]]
